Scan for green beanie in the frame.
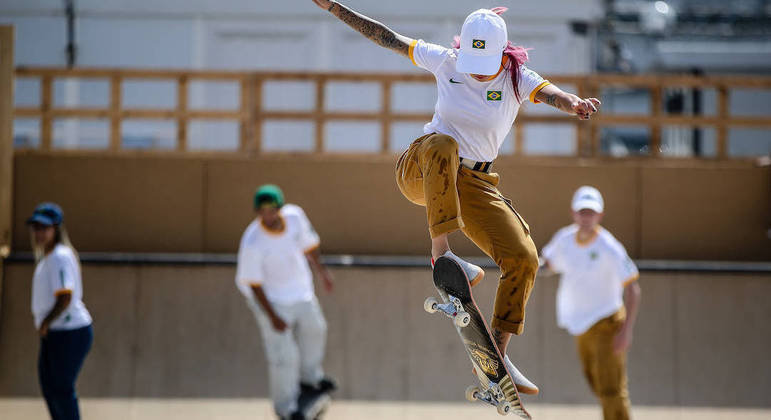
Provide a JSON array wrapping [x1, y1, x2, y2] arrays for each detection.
[[254, 184, 285, 209]]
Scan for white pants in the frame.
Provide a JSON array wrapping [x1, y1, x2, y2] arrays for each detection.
[[248, 296, 328, 417]]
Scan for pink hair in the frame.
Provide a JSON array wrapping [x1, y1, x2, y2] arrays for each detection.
[[452, 7, 531, 103]]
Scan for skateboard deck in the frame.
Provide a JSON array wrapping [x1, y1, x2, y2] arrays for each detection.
[[296, 385, 331, 420], [426, 256, 531, 419]]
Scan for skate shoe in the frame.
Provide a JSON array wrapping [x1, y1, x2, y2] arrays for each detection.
[[431, 250, 484, 287], [504, 355, 539, 395], [301, 375, 337, 393]]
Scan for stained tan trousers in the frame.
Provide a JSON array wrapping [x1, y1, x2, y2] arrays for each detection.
[[576, 309, 631, 420], [395, 133, 538, 335]]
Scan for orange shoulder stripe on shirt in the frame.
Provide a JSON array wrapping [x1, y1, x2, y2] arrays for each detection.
[[408, 39, 418, 67], [54, 289, 72, 297], [304, 243, 321, 254], [622, 274, 640, 287], [529, 81, 551, 104]]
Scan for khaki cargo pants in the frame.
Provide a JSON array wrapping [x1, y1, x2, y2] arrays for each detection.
[[576, 309, 631, 420], [395, 133, 538, 335]]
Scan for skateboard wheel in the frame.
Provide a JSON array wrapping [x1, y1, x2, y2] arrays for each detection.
[[423, 297, 439, 314], [465, 385, 480, 402], [496, 401, 512, 416], [454, 311, 471, 327]]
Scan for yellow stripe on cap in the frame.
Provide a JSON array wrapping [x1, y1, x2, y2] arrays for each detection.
[[408, 39, 418, 67], [529, 80, 551, 104]]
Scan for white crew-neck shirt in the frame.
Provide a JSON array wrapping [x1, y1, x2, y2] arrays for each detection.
[[235, 204, 321, 305], [409, 39, 550, 162], [541, 225, 639, 336], [31, 244, 92, 330]]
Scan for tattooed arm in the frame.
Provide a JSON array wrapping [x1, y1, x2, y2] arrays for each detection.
[[535, 84, 602, 120], [311, 0, 414, 58]]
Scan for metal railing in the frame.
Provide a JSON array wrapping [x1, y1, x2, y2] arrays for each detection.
[[13, 67, 771, 158]]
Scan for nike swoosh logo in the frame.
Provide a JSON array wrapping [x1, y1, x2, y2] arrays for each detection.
[[449, 78, 463, 84]]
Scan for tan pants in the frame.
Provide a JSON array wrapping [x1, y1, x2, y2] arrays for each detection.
[[395, 133, 539, 335], [576, 309, 631, 420]]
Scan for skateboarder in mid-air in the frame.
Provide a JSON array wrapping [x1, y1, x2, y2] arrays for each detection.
[[312, 0, 602, 393]]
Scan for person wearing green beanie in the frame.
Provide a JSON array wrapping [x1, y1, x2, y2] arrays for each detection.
[[236, 184, 337, 419]]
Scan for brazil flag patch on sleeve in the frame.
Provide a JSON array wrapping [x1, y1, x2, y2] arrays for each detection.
[[486, 90, 502, 101], [472, 39, 486, 49]]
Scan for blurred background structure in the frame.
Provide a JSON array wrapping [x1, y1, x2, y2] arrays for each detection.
[[0, 0, 769, 419]]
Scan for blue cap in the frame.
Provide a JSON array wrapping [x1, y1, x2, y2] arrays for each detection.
[[26, 202, 64, 226]]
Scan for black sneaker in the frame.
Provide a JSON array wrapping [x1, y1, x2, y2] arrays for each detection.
[[317, 376, 338, 393], [301, 376, 338, 393]]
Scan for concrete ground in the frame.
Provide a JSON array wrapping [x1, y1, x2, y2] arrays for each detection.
[[1, 398, 769, 420]]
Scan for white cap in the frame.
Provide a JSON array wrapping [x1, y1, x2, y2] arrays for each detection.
[[456, 9, 507, 76], [571, 186, 604, 213]]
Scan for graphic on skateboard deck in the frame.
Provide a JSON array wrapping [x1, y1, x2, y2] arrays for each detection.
[[296, 385, 332, 420], [425, 256, 532, 419]]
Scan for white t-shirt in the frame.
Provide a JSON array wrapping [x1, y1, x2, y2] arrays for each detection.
[[235, 204, 321, 305], [409, 39, 550, 162], [31, 244, 92, 330], [541, 225, 639, 336]]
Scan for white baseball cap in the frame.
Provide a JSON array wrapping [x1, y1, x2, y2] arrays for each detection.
[[456, 9, 508, 76], [571, 186, 604, 213]]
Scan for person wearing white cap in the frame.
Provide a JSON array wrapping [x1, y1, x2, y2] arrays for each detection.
[[540, 186, 642, 420], [311, 1, 601, 395]]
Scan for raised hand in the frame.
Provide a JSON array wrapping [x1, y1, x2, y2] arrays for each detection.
[[571, 97, 601, 120], [311, 0, 334, 11]]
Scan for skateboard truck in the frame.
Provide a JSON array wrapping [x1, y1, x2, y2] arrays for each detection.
[[424, 295, 471, 327], [466, 382, 514, 416]]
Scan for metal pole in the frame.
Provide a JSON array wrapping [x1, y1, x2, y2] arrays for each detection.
[[691, 68, 703, 156], [64, 0, 76, 68]]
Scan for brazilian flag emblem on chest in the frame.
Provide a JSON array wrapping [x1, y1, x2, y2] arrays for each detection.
[[487, 90, 502, 101], [472, 39, 486, 49]]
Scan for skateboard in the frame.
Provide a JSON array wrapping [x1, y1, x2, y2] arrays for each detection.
[[424, 256, 531, 419], [295, 384, 332, 420]]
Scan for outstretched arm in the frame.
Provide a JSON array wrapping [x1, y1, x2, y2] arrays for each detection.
[[312, 0, 414, 58], [535, 84, 602, 120]]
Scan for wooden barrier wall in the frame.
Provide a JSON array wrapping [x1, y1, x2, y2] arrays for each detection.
[[11, 154, 771, 261], [1, 262, 770, 407]]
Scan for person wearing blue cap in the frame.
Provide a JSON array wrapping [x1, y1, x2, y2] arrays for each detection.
[[27, 203, 93, 420], [235, 185, 336, 420]]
